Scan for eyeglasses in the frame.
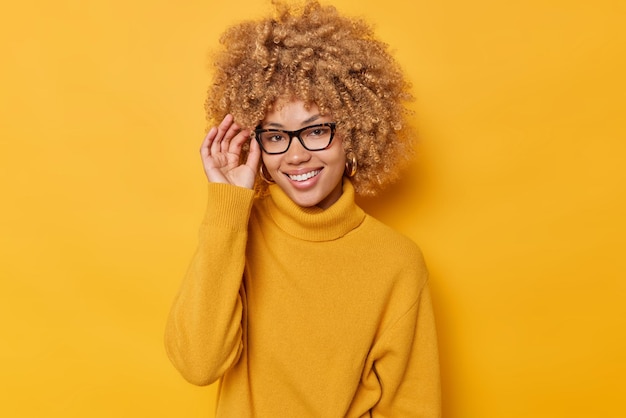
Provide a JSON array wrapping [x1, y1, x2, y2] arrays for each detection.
[[253, 123, 336, 155]]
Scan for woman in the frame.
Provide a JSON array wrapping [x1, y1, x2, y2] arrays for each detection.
[[165, 1, 441, 416]]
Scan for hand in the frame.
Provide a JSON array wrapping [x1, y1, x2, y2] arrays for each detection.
[[200, 114, 261, 189]]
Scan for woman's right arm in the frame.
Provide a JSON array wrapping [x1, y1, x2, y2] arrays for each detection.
[[164, 116, 260, 386]]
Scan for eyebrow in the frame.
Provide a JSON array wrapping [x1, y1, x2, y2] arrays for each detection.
[[265, 114, 321, 128]]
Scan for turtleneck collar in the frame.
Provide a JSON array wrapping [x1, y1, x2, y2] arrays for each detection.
[[264, 179, 366, 242]]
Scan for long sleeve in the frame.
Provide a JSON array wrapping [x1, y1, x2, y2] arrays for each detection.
[[369, 281, 441, 417], [164, 183, 255, 386]]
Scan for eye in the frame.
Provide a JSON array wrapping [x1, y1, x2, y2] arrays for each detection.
[[263, 132, 287, 142], [303, 126, 330, 138]]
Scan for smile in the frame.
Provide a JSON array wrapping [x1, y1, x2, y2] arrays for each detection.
[[287, 170, 321, 182]]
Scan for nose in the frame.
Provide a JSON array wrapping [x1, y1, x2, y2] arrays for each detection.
[[284, 136, 311, 164]]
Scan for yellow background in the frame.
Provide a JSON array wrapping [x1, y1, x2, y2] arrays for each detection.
[[1, 0, 625, 417]]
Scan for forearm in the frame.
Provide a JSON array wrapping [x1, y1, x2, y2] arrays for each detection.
[[165, 183, 255, 385]]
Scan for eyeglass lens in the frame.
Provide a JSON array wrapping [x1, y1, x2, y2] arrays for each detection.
[[256, 124, 334, 154]]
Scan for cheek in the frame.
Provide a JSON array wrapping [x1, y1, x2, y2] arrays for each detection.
[[325, 138, 345, 167], [331, 149, 347, 170], [262, 155, 279, 171]]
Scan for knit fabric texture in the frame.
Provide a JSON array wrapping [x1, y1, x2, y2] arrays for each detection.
[[165, 180, 441, 417]]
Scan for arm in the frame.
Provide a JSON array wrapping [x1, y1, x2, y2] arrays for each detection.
[[164, 115, 261, 385], [371, 282, 442, 417], [164, 183, 254, 385]]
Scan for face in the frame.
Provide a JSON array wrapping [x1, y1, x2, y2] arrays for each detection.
[[260, 99, 346, 209]]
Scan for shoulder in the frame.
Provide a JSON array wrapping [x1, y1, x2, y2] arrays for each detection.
[[353, 214, 429, 290], [360, 215, 426, 263], [350, 215, 430, 332]]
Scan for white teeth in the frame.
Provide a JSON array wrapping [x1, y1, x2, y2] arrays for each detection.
[[288, 170, 320, 182]]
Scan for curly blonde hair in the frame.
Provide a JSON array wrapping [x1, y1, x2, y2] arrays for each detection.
[[205, 0, 414, 196]]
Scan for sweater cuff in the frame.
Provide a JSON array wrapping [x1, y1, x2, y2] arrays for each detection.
[[201, 183, 255, 231]]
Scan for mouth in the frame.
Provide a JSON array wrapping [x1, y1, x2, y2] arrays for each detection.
[[286, 169, 321, 182]]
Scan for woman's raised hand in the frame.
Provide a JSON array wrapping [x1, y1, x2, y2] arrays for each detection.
[[200, 114, 261, 189]]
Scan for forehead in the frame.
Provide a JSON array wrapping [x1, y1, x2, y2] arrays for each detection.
[[263, 99, 331, 127]]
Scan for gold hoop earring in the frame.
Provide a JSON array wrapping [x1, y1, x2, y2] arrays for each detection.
[[344, 150, 357, 177], [259, 163, 275, 184]]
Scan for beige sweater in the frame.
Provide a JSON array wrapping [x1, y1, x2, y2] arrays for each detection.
[[165, 180, 441, 417]]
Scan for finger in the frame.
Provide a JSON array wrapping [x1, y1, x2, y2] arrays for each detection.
[[211, 114, 233, 156], [220, 121, 241, 154], [227, 128, 250, 155], [245, 134, 262, 172], [200, 127, 217, 159]]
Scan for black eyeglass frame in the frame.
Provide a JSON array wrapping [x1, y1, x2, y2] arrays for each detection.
[[253, 123, 337, 155]]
